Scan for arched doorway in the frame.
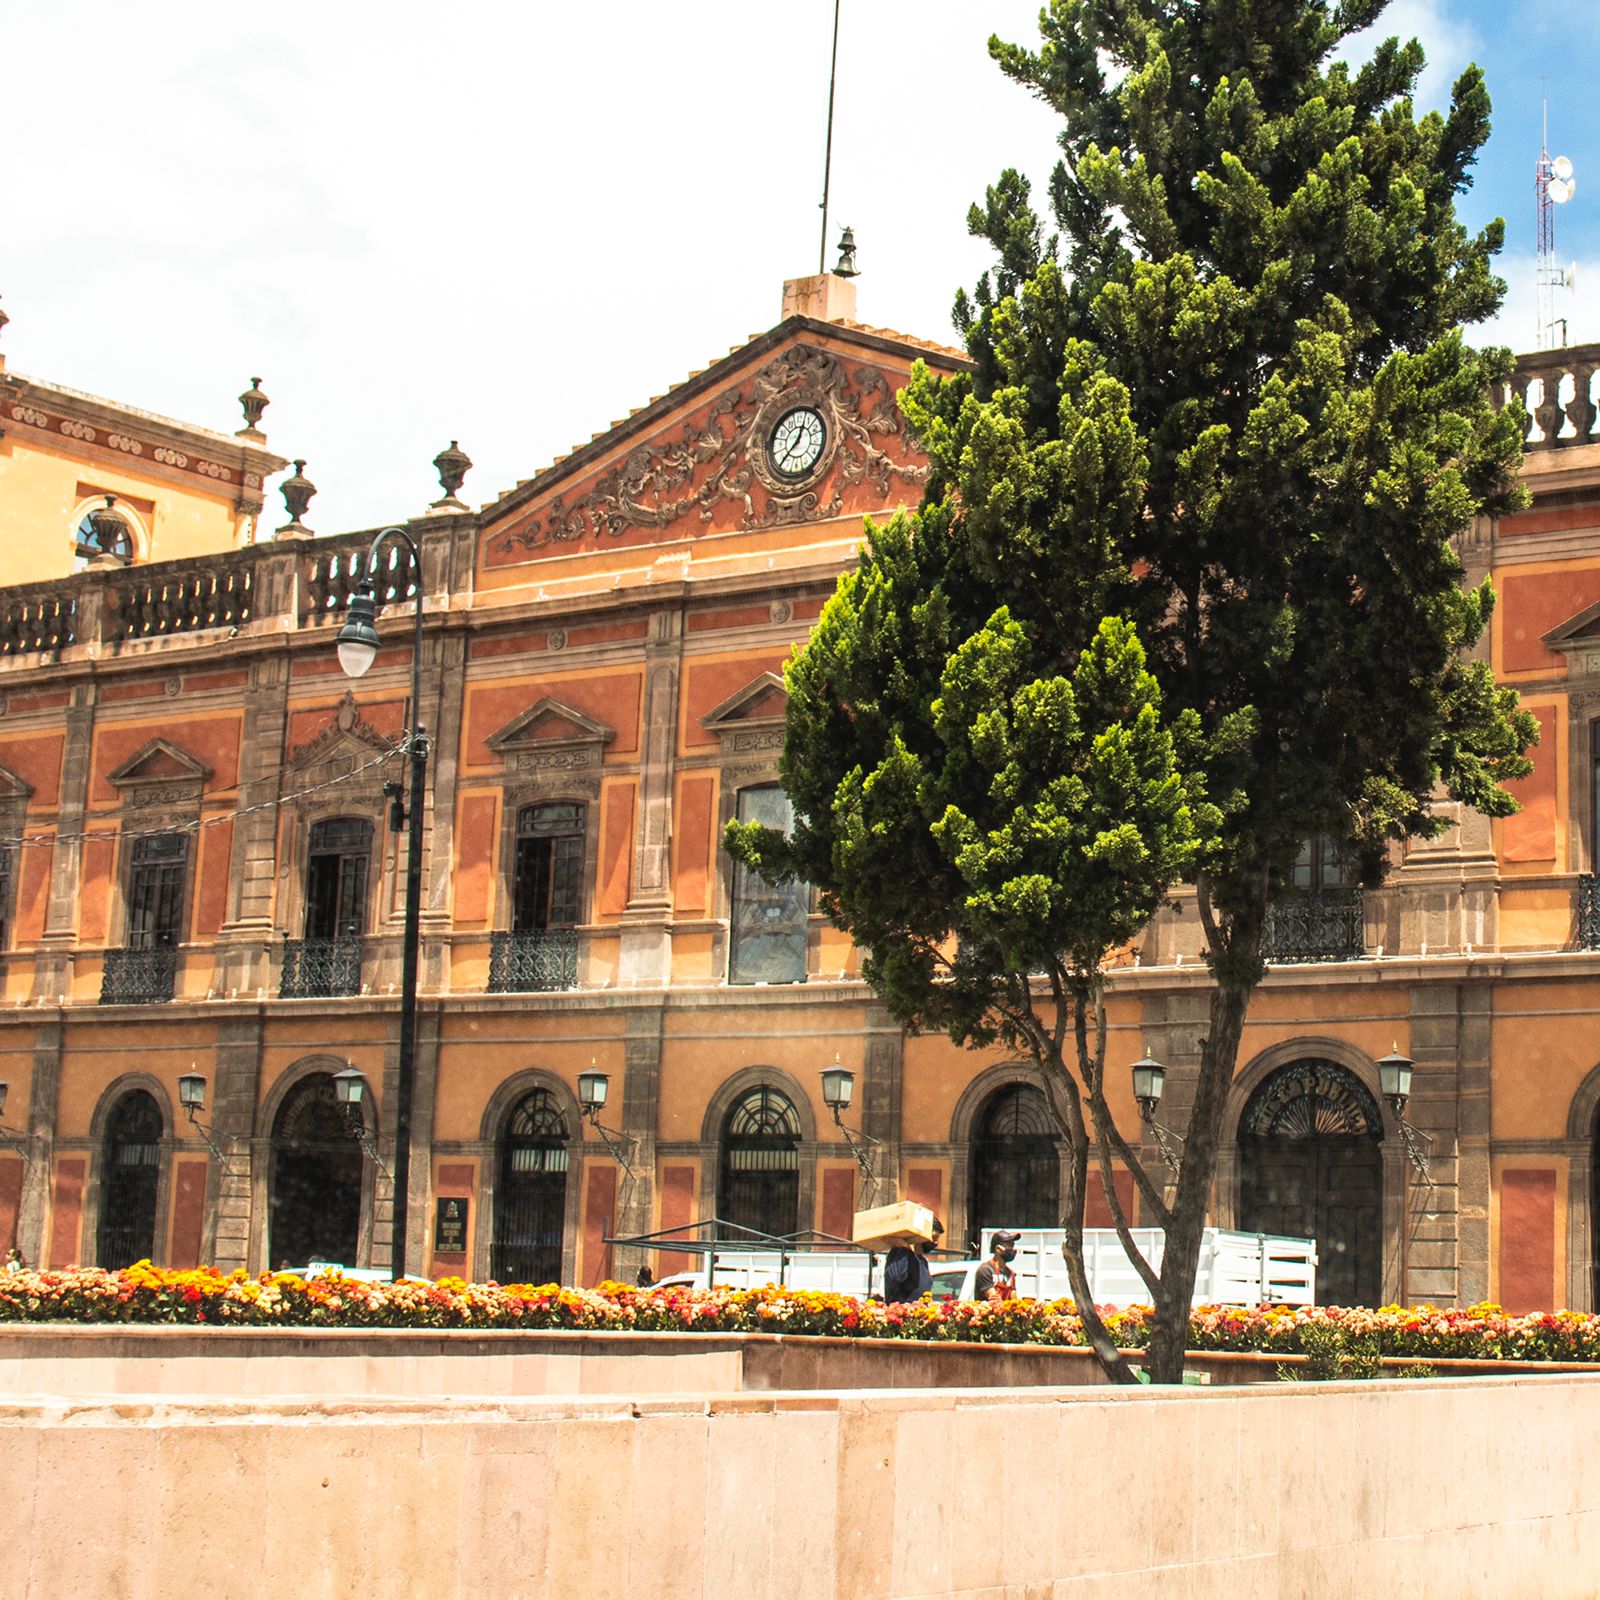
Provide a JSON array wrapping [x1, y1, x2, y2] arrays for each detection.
[[492, 1088, 571, 1285], [969, 1082, 1060, 1240], [717, 1084, 801, 1237], [97, 1090, 163, 1269], [269, 1073, 365, 1268], [1239, 1059, 1383, 1307]]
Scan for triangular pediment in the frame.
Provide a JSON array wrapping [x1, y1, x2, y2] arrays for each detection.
[[482, 318, 964, 567], [1544, 601, 1600, 649], [0, 760, 33, 802], [487, 698, 615, 754], [106, 738, 211, 789], [288, 691, 394, 770], [702, 672, 788, 733]]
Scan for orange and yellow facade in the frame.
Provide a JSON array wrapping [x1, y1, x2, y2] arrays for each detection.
[[0, 283, 1597, 1310]]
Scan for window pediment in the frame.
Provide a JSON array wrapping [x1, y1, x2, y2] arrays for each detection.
[[0, 761, 34, 803], [487, 698, 614, 778], [702, 672, 787, 759], [107, 739, 210, 809]]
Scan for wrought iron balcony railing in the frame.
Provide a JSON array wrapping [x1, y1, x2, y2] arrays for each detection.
[[1262, 888, 1365, 964], [100, 945, 178, 1004], [488, 929, 579, 993], [1580, 875, 1600, 952], [280, 937, 365, 999]]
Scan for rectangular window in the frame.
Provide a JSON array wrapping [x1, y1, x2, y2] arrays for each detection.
[[305, 817, 372, 940], [126, 833, 188, 949], [0, 846, 11, 951], [1291, 836, 1356, 892], [513, 804, 584, 931], [729, 785, 808, 985]]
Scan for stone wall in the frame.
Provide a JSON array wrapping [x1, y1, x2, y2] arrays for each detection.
[[4, 1373, 1600, 1598]]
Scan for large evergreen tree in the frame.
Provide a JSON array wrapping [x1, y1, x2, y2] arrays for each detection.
[[730, 0, 1536, 1382]]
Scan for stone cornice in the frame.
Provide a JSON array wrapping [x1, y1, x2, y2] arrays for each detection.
[[2, 369, 288, 499]]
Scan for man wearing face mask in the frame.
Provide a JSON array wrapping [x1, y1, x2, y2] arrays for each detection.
[[975, 1230, 1020, 1303]]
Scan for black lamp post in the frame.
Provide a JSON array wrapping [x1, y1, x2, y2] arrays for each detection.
[[334, 526, 427, 1281], [577, 1066, 635, 1180], [1130, 1050, 1183, 1174], [820, 1056, 878, 1205], [1377, 1045, 1433, 1183]]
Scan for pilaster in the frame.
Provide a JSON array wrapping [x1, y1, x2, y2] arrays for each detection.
[[618, 609, 683, 985], [214, 653, 291, 994], [613, 1002, 665, 1279], [861, 1001, 904, 1203], [202, 1014, 263, 1272], [33, 687, 95, 1000], [15, 1020, 62, 1266]]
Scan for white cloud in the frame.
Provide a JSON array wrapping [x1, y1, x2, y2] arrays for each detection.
[[1343, 0, 1479, 112], [1471, 250, 1600, 353]]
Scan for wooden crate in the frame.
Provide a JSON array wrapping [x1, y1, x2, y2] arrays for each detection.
[[852, 1201, 937, 1249]]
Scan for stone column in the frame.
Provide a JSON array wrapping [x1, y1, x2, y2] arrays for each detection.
[[202, 1014, 264, 1272], [214, 653, 291, 995], [618, 610, 682, 986], [15, 1020, 62, 1266], [33, 687, 95, 1000]]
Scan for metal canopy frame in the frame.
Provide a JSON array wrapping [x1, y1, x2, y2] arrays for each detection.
[[604, 1218, 962, 1289]]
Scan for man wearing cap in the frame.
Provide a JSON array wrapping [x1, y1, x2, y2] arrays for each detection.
[[883, 1217, 944, 1303], [975, 1231, 1020, 1303]]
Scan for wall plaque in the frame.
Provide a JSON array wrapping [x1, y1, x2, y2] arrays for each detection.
[[434, 1196, 469, 1255]]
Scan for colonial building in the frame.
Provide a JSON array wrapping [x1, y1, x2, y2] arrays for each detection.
[[0, 277, 1597, 1310]]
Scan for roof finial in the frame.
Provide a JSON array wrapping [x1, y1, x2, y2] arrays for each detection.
[[429, 440, 474, 514], [237, 377, 270, 441], [276, 459, 316, 539]]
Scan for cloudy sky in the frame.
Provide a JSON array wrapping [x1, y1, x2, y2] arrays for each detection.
[[3, 1, 1595, 535]]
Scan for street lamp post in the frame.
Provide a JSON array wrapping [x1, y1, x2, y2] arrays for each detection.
[[334, 527, 427, 1281]]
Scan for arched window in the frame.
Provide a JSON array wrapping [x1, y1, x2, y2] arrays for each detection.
[[1239, 1059, 1383, 1307], [717, 1084, 801, 1237], [269, 1073, 366, 1269], [97, 1090, 163, 1269], [969, 1083, 1059, 1240], [492, 1088, 571, 1285], [73, 496, 136, 568]]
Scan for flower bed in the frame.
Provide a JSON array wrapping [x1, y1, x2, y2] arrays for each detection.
[[1, 1263, 1598, 1363]]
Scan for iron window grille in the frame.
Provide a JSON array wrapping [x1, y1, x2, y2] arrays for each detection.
[[489, 805, 584, 992], [97, 1090, 164, 1270], [717, 1085, 802, 1237], [102, 832, 187, 1003], [283, 817, 372, 998], [1580, 873, 1600, 951], [1263, 837, 1365, 963]]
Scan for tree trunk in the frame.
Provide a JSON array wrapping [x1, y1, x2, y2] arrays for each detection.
[[1056, 1106, 1139, 1384], [1143, 970, 1255, 1384]]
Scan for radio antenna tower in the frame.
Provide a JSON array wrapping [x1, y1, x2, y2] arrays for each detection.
[[1536, 95, 1577, 350]]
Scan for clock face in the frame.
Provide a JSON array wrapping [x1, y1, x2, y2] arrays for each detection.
[[768, 406, 826, 478]]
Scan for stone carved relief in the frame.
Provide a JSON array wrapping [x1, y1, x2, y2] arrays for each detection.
[[495, 345, 926, 555], [106, 738, 211, 806], [287, 691, 393, 768]]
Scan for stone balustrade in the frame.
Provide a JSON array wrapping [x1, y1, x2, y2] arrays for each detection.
[[0, 518, 474, 661], [1505, 341, 1600, 451]]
